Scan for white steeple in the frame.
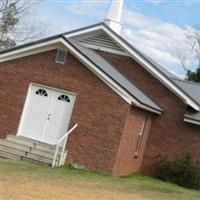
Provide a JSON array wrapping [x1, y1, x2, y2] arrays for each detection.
[[104, 0, 124, 34]]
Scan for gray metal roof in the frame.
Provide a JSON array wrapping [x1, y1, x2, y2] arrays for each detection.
[[68, 39, 163, 113], [172, 79, 200, 105], [138, 52, 179, 79], [172, 79, 200, 123]]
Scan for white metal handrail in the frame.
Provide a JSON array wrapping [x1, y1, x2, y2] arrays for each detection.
[[52, 123, 78, 167]]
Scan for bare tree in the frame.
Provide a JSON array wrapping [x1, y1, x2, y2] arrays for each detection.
[[0, 0, 45, 50], [179, 27, 200, 82]]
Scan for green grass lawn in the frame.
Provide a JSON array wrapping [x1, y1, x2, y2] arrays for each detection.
[[0, 158, 199, 200]]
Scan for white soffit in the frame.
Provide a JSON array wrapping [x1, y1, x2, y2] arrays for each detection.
[[68, 29, 128, 56], [0, 40, 66, 63]]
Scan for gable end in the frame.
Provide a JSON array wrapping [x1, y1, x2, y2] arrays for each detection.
[[78, 32, 128, 56]]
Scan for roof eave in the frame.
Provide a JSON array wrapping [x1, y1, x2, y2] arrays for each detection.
[[184, 117, 200, 126], [131, 102, 163, 115]]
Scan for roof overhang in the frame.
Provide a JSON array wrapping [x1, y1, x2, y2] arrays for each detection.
[[65, 23, 200, 112], [0, 35, 162, 115], [184, 117, 200, 126], [0, 39, 65, 62], [184, 108, 200, 126]]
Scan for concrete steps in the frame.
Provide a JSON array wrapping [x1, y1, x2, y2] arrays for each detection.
[[0, 150, 22, 160], [0, 135, 64, 166]]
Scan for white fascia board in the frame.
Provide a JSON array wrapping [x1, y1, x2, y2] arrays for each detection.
[[0, 39, 63, 63], [134, 103, 161, 115], [30, 82, 77, 96], [184, 118, 200, 126], [64, 26, 103, 38]]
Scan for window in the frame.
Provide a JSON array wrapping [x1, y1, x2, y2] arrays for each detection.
[[35, 89, 48, 97], [55, 49, 67, 64], [134, 117, 147, 158], [58, 95, 70, 102]]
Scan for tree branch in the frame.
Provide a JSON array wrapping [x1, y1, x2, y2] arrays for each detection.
[[0, 0, 44, 50]]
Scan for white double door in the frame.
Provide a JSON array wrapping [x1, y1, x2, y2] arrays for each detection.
[[18, 84, 76, 145]]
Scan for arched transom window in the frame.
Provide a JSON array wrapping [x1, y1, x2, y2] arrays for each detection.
[[35, 89, 48, 97], [58, 95, 70, 102]]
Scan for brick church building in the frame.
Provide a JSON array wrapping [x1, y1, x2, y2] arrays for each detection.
[[0, 0, 200, 176]]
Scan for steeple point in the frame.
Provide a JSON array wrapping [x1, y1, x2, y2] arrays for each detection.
[[104, 0, 124, 34]]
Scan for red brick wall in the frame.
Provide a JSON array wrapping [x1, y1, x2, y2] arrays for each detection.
[[2, 48, 199, 175], [112, 107, 152, 176], [0, 50, 130, 174], [99, 51, 200, 173]]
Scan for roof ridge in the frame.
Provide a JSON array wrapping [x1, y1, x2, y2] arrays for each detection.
[[62, 22, 104, 36]]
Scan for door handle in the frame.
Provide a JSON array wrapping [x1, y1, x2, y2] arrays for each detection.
[[47, 113, 51, 120]]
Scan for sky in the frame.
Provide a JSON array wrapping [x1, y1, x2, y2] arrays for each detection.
[[27, 0, 200, 77]]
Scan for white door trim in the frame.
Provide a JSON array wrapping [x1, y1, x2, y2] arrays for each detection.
[[17, 83, 32, 137], [17, 83, 77, 142], [30, 82, 77, 96]]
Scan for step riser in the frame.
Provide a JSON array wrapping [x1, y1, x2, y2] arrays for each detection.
[[0, 150, 22, 160], [0, 146, 56, 165], [0, 146, 26, 157], [7, 135, 57, 149], [0, 141, 57, 159], [0, 140, 31, 152], [4, 138, 59, 156], [30, 149, 56, 160], [35, 144, 61, 155], [6, 136, 60, 154], [34, 144, 60, 154], [6, 137, 35, 148], [0, 136, 65, 166], [26, 153, 53, 165]]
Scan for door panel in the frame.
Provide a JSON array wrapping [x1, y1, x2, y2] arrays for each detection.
[[20, 85, 52, 141], [19, 84, 76, 145], [42, 92, 76, 145]]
